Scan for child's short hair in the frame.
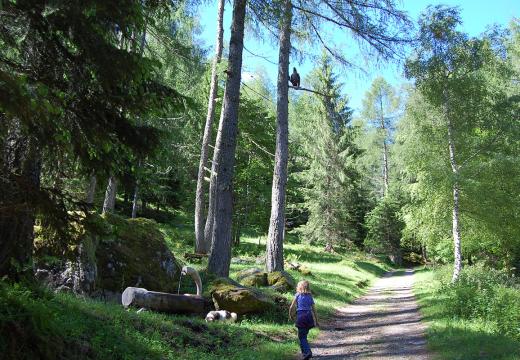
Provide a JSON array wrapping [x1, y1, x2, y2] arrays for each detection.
[[296, 280, 311, 294]]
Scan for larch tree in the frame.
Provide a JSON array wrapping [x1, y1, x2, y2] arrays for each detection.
[[266, 0, 293, 272], [361, 77, 400, 197], [264, 0, 412, 273], [195, 0, 225, 254], [207, 0, 247, 277]]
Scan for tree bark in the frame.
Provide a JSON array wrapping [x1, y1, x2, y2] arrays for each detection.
[[204, 104, 225, 247], [445, 93, 462, 282], [380, 96, 389, 196], [449, 131, 462, 282], [102, 175, 117, 214], [131, 175, 139, 218], [0, 121, 41, 278], [130, 28, 147, 219], [195, 0, 225, 254], [266, 0, 292, 273], [207, 0, 247, 277], [86, 174, 97, 204]]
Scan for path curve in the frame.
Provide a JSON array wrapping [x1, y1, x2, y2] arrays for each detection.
[[311, 269, 431, 359]]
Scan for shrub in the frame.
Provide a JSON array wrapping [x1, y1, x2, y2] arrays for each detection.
[[438, 264, 520, 340]]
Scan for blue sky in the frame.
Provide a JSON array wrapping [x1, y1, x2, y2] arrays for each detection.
[[196, 1, 518, 113]]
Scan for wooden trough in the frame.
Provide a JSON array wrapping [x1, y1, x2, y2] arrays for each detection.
[[122, 266, 204, 314]]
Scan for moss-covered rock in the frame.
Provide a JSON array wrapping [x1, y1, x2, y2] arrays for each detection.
[[34, 212, 181, 296], [236, 268, 264, 281], [209, 277, 275, 315], [236, 268, 268, 287], [96, 215, 181, 294], [241, 273, 268, 287], [267, 271, 295, 292]]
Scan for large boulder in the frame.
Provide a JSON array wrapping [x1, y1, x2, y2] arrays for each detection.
[[34, 212, 182, 296], [236, 267, 264, 281], [210, 278, 275, 315], [97, 213, 181, 294], [267, 271, 296, 292], [236, 268, 268, 287]]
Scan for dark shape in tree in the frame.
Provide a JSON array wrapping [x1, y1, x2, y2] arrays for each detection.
[[289, 67, 300, 87]]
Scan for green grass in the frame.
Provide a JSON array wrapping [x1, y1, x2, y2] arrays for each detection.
[[413, 267, 520, 360], [1, 212, 391, 360]]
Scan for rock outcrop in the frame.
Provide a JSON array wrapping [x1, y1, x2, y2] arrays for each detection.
[[34, 212, 181, 298]]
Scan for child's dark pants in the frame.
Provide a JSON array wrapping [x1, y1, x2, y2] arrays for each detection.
[[297, 327, 311, 355], [296, 310, 314, 356]]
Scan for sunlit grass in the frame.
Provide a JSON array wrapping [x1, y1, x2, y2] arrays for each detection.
[[0, 212, 391, 359]]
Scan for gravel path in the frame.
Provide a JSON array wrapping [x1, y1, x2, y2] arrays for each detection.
[[310, 269, 431, 360]]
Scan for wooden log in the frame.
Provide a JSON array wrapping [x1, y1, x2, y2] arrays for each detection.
[[122, 287, 205, 314]]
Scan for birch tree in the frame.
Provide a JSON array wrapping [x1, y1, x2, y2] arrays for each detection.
[[403, 6, 514, 281]]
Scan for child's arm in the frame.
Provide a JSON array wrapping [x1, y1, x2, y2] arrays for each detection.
[[311, 304, 319, 327], [288, 298, 297, 320]]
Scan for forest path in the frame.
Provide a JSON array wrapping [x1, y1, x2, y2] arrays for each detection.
[[310, 269, 432, 359]]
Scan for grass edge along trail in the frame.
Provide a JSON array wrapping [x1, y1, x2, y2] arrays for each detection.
[[0, 228, 390, 360], [413, 267, 520, 360]]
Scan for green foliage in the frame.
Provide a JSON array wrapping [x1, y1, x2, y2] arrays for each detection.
[[398, 6, 520, 272], [290, 54, 366, 248], [415, 267, 520, 359], [364, 194, 404, 258], [436, 265, 520, 340]]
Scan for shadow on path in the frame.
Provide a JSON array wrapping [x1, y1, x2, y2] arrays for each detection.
[[310, 269, 431, 360]]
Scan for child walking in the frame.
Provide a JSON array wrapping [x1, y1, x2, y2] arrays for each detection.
[[289, 280, 319, 360]]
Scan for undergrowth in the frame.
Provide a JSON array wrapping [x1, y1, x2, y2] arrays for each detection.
[[414, 265, 520, 360]]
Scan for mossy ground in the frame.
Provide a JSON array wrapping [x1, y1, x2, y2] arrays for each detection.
[[1, 211, 390, 360], [413, 267, 520, 360]]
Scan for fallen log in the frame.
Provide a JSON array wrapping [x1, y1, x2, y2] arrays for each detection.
[[122, 287, 205, 314]]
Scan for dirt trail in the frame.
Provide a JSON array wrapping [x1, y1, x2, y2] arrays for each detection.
[[310, 269, 431, 359]]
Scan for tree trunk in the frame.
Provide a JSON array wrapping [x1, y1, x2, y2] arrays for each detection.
[[0, 122, 41, 279], [380, 96, 389, 196], [195, 0, 225, 254], [207, 0, 247, 277], [102, 176, 117, 214], [131, 177, 139, 218], [266, 0, 292, 273], [130, 29, 147, 219], [204, 104, 226, 247], [86, 174, 97, 204], [446, 94, 462, 282]]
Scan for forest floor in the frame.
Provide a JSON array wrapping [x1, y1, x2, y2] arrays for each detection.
[[309, 269, 431, 360]]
